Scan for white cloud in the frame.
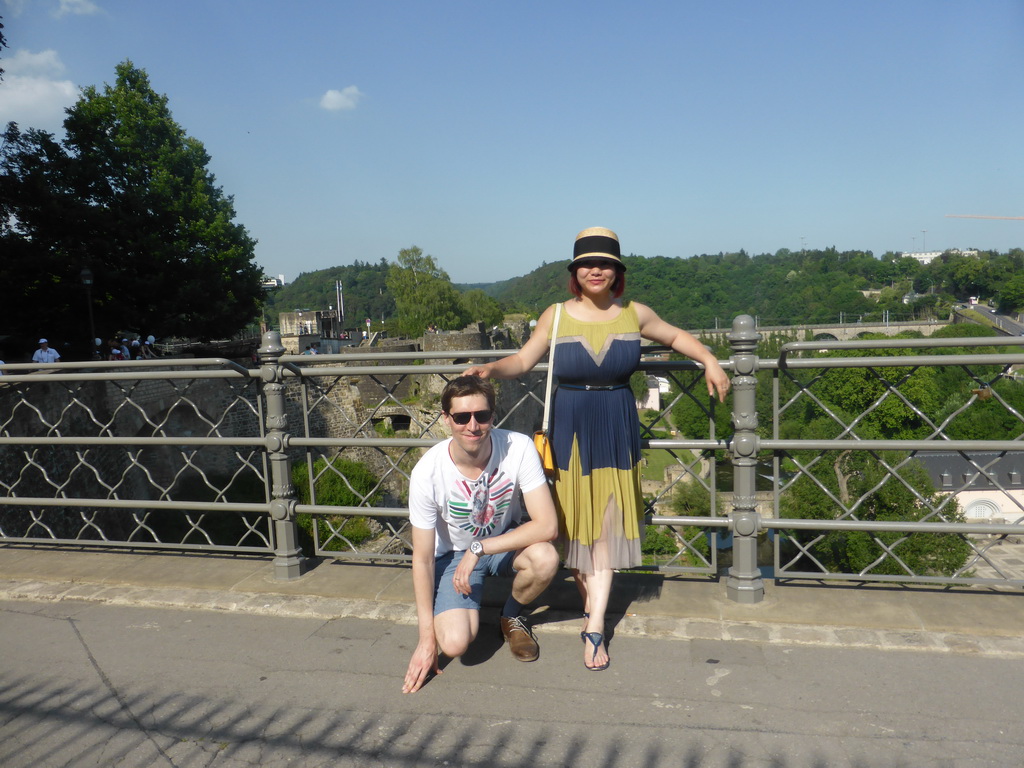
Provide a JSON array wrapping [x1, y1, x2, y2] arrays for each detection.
[[319, 86, 363, 112], [53, 0, 101, 17], [3, 0, 29, 17], [6, 48, 66, 78], [0, 49, 79, 134]]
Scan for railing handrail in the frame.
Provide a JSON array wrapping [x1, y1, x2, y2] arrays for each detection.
[[778, 334, 1024, 365]]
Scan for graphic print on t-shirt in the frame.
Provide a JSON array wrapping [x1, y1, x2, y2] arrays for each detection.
[[447, 467, 515, 537]]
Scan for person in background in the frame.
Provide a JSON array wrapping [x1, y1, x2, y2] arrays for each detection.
[[32, 339, 61, 364], [464, 226, 730, 671], [107, 339, 125, 361]]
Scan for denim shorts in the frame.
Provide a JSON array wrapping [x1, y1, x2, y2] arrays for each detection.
[[432, 549, 516, 615]]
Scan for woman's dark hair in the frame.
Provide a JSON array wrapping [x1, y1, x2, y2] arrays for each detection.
[[442, 375, 496, 413]]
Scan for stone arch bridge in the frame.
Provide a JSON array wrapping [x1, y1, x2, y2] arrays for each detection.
[[694, 318, 951, 342]]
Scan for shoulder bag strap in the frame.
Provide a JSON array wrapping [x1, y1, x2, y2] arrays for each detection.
[[541, 303, 561, 433]]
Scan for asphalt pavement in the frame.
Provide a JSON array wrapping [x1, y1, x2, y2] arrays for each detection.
[[2, 544, 1024, 767]]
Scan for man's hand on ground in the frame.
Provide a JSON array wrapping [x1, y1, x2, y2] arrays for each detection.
[[402, 639, 440, 693]]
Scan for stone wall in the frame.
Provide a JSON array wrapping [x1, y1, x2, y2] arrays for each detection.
[[422, 324, 488, 354], [0, 377, 165, 539], [0, 327, 548, 540]]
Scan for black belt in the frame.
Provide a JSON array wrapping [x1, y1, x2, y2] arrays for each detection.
[[558, 382, 629, 391]]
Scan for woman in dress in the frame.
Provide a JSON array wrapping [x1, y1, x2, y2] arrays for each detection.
[[464, 227, 730, 670]]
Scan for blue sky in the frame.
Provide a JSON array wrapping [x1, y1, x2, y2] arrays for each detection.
[[2, 0, 1023, 285]]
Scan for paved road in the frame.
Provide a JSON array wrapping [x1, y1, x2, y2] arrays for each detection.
[[3, 598, 1023, 768]]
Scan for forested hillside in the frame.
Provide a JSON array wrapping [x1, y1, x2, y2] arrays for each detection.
[[485, 247, 1024, 330], [264, 246, 1024, 336], [263, 260, 393, 329]]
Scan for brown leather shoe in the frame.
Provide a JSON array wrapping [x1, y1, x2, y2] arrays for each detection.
[[500, 616, 539, 662]]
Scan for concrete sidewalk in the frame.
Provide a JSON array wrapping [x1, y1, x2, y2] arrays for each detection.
[[2, 543, 1023, 658]]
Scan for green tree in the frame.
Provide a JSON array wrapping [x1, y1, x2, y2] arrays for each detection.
[[0, 61, 262, 349], [459, 288, 504, 327], [786, 338, 941, 440], [386, 246, 469, 337], [779, 450, 970, 577], [997, 274, 1024, 314]]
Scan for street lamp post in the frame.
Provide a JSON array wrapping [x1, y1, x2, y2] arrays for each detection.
[[80, 267, 97, 360]]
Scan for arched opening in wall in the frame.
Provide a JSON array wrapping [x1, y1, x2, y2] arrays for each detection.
[[371, 414, 412, 435], [812, 333, 839, 342], [389, 414, 412, 431], [964, 498, 1002, 522]]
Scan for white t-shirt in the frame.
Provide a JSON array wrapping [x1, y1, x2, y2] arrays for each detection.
[[32, 348, 60, 363], [409, 429, 547, 557]]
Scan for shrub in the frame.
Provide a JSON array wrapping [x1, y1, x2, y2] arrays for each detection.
[[291, 457, 383, 551]]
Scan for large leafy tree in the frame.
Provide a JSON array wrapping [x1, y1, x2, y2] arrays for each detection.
[[780, 449, 970, 577], [459, 288, 504, 328], [997, 273, 1024, 314], [0, 61, 262, 352], [385, 246, 469, 338]]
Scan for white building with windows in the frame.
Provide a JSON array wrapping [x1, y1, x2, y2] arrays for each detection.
[[899, 249, 978, 266], [916, 453, 1024, 524]]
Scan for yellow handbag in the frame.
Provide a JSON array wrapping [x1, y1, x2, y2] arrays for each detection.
[[534, 430, 555, 475]]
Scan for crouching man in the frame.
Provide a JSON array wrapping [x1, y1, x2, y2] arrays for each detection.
[[402, 376, 559, 693]]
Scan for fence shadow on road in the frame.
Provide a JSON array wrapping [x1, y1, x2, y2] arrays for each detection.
[[0, 667, 857, 768]]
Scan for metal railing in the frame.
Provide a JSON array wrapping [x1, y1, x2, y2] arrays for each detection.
[[2, 317, 1024, 600]]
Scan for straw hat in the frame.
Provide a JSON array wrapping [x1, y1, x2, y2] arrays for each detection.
[[568, 227, 625, 271]]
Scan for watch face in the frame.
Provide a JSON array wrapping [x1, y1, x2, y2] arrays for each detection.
[[471, 541, 482, 555]]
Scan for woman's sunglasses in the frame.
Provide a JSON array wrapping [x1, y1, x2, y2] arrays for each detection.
[[448, 409, 494, 425], [577, 259, 619, 271]]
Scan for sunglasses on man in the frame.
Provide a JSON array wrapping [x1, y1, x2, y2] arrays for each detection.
[[447, 409, 494, 425]]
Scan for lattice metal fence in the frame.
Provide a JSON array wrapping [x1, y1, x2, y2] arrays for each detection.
[[3, 320, 1024, 596], [0, 359, 272, 553], [760, 335, 1024, 588]]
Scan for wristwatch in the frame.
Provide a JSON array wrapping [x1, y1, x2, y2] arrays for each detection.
[[469, 540, 484, 557]]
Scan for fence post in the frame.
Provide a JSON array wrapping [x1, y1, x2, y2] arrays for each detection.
[[725, 315, 764, 603], [258, 331, 305, 580]]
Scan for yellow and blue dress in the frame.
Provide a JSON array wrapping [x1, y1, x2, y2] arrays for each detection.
[[549, 301, 644, 573]]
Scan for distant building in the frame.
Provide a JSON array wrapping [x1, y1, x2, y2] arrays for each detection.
[[915, 452, 1024, 523], [637, 375, 670, 411], [262, 274, 287, 288], [278, 309, 357, 354], [899, 249, 978, 266]]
